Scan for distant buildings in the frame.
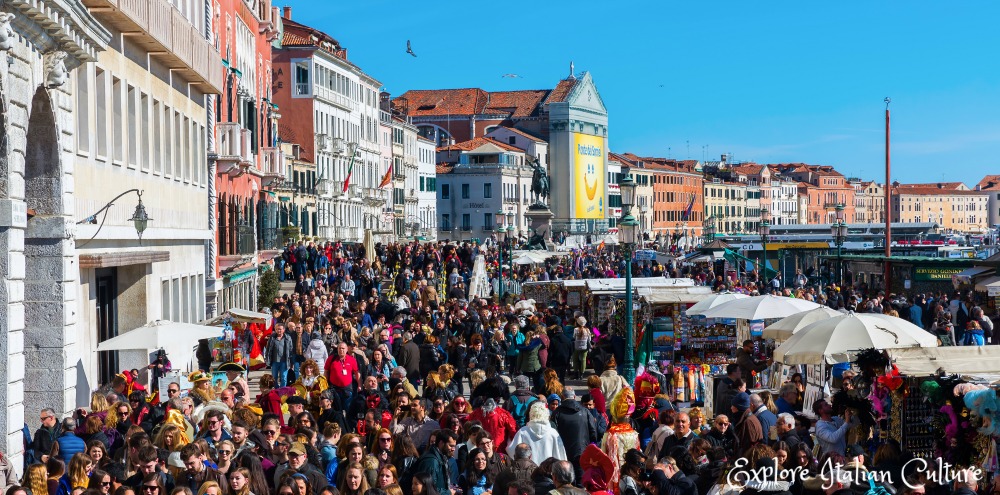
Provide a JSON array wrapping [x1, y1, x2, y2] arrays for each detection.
[[891, 182, 989, 233]]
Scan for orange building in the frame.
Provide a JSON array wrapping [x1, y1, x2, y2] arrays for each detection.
[[210, 0, 283, 314], [771, 164, 855, 224], [617, 153, 703, 246]]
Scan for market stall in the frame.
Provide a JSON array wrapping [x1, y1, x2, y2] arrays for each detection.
[[202, 308, 272, 373]]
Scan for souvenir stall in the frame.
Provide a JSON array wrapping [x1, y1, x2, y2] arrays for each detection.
[[882, 346, 1000, 468], [204, 308, 272, 374]]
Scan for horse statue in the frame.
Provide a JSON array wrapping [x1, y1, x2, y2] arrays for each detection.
[[530, 159, 550, 207]]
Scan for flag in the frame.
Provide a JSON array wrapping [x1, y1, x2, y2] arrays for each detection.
[[343, 151, 359, 193], [597, 240, 606, 252], [636, 321, 654, 370], [682, 195, 695, 221], [378, 163, 392, 189]]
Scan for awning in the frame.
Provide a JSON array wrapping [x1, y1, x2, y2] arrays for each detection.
[[639, 286, 714, 304], [224, 266, 258, 285], [891, 346, 1000, 378], [956, 266, 995, 284], [975, 276, 1000, 292], [684, 254, 713, 263], [227, 308, 271, 322]]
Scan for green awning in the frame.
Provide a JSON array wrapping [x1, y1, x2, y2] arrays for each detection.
[[725, 248, 778, 279], [224, 266, 258, 285]]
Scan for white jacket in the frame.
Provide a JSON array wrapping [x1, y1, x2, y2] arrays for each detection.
[[506, 422, 567, 465], [304, 338, 328, 365]]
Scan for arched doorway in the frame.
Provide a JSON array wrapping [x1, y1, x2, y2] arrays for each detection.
[[23, 86, 73, 416]]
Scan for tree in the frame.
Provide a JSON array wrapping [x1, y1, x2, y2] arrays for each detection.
[[257, 268, 280, 311]]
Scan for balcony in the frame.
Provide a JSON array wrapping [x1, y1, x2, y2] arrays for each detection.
[[315, 134, 331, 154], [219, 224, 256, 256], [461, 226, 473, 232], [314, 85, 356, 112], [363, 187, 386, 207], [347, 184, 361, 199], [317, 180, 335, 198], [258, 227, 290, 251], [260, 147, 286, 187], [216, 123, 252, 176], [81, 0, 222, 93]]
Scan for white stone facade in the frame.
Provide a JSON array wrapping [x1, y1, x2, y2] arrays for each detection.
[[417, 136, 437, 240]]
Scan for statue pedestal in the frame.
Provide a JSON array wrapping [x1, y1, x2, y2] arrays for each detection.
[[525, 205, 554, 249]]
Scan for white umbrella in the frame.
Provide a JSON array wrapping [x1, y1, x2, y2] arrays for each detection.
[[685, 292, 749, 316], [699, 294, 822, 320], [97, 320, 224, 371], [773, 313, 938, 365], [513, 254, 539, 265], [763, 306, 843, 341]]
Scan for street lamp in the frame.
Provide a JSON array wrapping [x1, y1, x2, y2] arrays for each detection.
[[832, 204, 848, 286], [618, 174, 639, 383], [759, 208, 771, 289], [496, 209, 507, 301], [703, 216, 716, 244], [77, 188, 153, 244]]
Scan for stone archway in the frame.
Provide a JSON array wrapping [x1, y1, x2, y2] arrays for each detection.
[[23, 86, 75, 418]]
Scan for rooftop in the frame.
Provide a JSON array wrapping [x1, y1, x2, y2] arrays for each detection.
[[437, 136, 525, 153], [977, 175, 1000, 191]]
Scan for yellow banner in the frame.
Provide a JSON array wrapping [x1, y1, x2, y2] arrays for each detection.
[[573, 133, 605, 219]]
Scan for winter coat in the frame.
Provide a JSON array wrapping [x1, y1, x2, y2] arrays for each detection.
[[546, 330, 572, 369], [599, 370, 629, 404], [469, 408, 518, 454], [733, 408, 763, 457], [506, 422, 567, 466], [397, 340, 421, 380], [304, 338, 328, 364], [264, 334, 295, 365], [54, 432, 86, 464], [552, 399, 597, 462], [412, 445, 452, 495]]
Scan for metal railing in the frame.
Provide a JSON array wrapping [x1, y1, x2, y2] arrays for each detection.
[[258, 227, 289, 250], [219, 224, 256, 256]]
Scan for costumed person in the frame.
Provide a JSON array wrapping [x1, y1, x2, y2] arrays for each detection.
[[147, 349, 172, 392], [631, 371, 662, 448], [187, 371, 216, 407], [506, 402, 567, 466], [602, 388, 639, 494], [218, 363, 249, 401], [292, 359, 329, 416], [581, 444, 615, 495]]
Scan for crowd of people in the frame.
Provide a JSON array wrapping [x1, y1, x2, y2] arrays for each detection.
[[8, 239, 995, 495]]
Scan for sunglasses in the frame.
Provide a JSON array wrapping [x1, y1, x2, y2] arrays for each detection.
[[142, 487, 159, 492], [168, 390, 179, 394], [40, 416, 53, 421], [264, 430, 277, 436], [101, 482, 112, 487], [379, 437, 392, 442], [219, 450, 233, 455]]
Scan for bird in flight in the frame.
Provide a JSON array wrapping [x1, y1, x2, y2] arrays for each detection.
[[502, 74, 521, 78], [406, 40, 417, 57]]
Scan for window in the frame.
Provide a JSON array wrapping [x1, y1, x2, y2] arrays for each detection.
[[441, 183, 450, 199], [420, 177, 425, 191], [95, 69, 107, 158], [441, 214, 451, 229], [152, 100, 161, 174], [112, 77, 123, 163], [127, 85, 137, 167], [484, 213, 494, 230], [462, 213, 471, 230], [508, 136, 516, 145], [484, 182, 492, 198], [461, 184, 470, 199], [140, 93, 149, 171], [164, 106, 173, 176], [76, 66, 89, 153]]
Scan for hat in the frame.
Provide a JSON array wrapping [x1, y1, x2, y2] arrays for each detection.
[[285, 396, 308, 406], [577, 316, 587, 326], [846, 444, 865, 458], [217, 362, 245, 373], [288, 442, 307, 456], [167, 451, 185, 469], [624, 448, 647, 468], [482, 398, 497, 413], [563, 388, 577, 400], [580, 444, 615, 487], [187, 371, 210, 383], [654, 398, 673, 411], [513, 375, 530, 390], [731, 392, 751, 411], [547, 394, 561, 403]]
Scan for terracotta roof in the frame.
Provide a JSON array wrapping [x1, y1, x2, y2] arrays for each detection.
[[977, 175, 1000, 191], [730, 164, 765, 175], [485, 90, 549, 118], [280, 18, 348, 60], [895, 182, 968, 191], [486, 126, 545, 143], [395, 88, 490, 117], [544, 78, 578, 104], [436, 164, 454, 174], [437, 137, 524, 153]]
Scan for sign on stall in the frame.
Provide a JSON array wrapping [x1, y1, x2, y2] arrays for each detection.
[[159, 370, 193, 399]]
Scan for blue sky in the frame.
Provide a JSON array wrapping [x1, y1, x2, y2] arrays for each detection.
[[284, 1, 999, 186]]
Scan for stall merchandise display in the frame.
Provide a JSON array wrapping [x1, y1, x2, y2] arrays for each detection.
[[675, 319, 737, 365], [895, 379, 936, 459]]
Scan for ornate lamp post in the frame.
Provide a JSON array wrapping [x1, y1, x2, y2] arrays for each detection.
[[496, 209, 507, 301], [77, 189, 152, 244], [618, 174, 639, 383], [703, 215, 716, 245], [832, 204, 848, 286], [759, 208, 771, 286]]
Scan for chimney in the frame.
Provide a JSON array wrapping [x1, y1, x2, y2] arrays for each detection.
[[282, 6, 291, 19], [937, 183, 943, 189]]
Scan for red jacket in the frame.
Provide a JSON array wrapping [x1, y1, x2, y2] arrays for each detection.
[[257, 390, 285, 426], [468, 407, 517, 454]]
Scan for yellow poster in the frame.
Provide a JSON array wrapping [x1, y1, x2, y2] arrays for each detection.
[[573, 132, 605, 219]]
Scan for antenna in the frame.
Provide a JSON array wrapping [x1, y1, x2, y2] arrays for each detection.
[[686, 140, 690, 159]]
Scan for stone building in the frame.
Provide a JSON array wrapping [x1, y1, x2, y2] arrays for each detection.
[[417, 136, 437, 240], [270, 7, 386, 243], [0, 0, 110, 466], [891, 182, 989, 234], [976, 175, 1000, 231], [73, 0, 221, 401]]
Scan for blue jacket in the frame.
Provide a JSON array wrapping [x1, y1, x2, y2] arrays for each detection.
[[55, 432, 86, 464]]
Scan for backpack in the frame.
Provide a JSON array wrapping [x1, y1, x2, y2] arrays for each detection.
[[508, 394, 536, 429]]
